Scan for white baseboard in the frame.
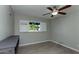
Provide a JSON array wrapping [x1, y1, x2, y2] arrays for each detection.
[[19, 40, 50, 47], [50, 40, 79, 52]]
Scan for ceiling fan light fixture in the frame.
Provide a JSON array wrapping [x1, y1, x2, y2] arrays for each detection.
[[43, 5, 71, 17], [52, 9, 58, 15], [52, 11, 58, 15]]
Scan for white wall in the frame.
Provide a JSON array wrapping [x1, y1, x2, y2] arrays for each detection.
[[0, 5, 14, 41], [51, 5, 79, 50], [14, 14, 51, 46]]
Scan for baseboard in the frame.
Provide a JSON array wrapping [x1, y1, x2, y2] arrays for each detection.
[[19, 40, 50, 47], [50, 40, 79, 52], [19, 40, 79, 52]]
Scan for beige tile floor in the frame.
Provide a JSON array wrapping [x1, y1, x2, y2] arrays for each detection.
[[18, 41, 79, 54]]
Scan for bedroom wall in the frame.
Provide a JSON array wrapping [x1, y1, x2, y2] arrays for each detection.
[[0, 5, 14, 41], [14, 14, 51, 46], [51, 5, 79, 50]]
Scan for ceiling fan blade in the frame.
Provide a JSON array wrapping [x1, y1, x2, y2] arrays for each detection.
[[51, 15, 53, 17], [58, 12, 66, 15], [43, 13, 50, 16], [47, 7, 53, 11], [58, 5, 72, 11]]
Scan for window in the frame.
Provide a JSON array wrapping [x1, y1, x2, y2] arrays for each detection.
[[29, 22, 40, 32], [19, 20, 47, 32]]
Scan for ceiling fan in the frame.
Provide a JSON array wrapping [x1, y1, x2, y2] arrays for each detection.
[[43, 5, 72, 17]]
